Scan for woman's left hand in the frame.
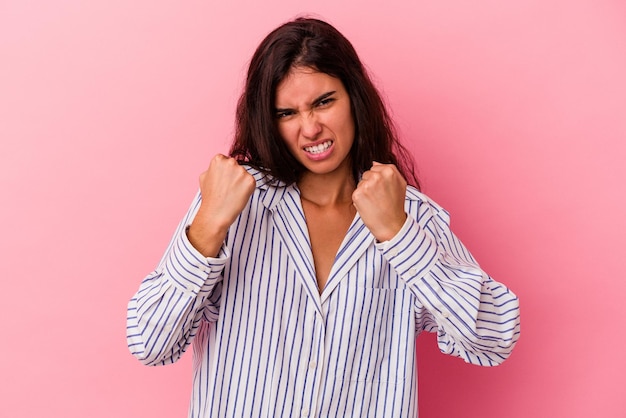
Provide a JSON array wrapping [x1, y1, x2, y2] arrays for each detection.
[[352, 162, 407, 242]]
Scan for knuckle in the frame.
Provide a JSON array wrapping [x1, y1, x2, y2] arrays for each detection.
[[245, 174, 256, 188]]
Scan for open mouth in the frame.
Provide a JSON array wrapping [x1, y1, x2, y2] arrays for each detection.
[[304, 140, 333, 154]]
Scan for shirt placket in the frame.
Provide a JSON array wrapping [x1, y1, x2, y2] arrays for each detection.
[[297, 302, 325, 417]]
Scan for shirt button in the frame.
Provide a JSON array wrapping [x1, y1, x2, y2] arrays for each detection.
[[442, 311, 450, 318], [409, 268, 418, 275], [389, 248, 399, 257], [302, 408, 310, 417], [309, 361, 317, 370]]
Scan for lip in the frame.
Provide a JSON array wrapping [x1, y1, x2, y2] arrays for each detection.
[[302, 139, 334, 161]]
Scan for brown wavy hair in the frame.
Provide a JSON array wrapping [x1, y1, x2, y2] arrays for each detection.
[[229, 17, 419, 189]]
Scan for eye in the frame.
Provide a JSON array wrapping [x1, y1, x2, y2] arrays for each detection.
[[275, 110, 295, 119], [315, 97, 335, 107]]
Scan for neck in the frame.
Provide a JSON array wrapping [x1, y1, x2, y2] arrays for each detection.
[[297, 169, 356, 207]]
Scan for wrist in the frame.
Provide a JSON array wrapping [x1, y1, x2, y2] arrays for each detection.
[[187, 220, 229, 258], [373, 213, 407, 243]]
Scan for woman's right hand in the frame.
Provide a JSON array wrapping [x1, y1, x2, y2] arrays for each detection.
[[187, 154, 256, 257]]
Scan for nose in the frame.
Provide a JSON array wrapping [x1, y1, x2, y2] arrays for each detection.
[[300, 111, 322, 139]]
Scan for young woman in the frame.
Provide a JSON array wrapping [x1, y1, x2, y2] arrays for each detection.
[[127, 17, 520, 417]]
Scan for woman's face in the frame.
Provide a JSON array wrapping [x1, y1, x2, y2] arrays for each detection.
[[274, 66, 355, 178]]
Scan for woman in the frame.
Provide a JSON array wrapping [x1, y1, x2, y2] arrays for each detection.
[[127, 17, 520, 417]]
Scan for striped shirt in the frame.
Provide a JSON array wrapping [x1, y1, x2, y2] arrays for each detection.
[[126, 166, 520, 417]]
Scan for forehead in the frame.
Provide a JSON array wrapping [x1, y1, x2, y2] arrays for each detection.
[[275, 66, 345, 104]]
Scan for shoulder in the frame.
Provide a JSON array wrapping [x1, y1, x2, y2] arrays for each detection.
[[404, 185, 441, 209], [405, 185, 451, 226], [240, 164, 293, 210], [241, 165, 289, 190]]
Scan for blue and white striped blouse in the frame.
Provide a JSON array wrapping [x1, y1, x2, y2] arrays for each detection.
[[127, 166, 520, 417]]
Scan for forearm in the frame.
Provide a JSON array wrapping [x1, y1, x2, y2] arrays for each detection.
[[187, 217, 229, 258], [126, 235, 229, 366], [377, 207, 520, 365], [126, 191, 230, 365]]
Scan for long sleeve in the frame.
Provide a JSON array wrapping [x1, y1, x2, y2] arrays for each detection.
[[126, 192, 230, 366], [376, 194, 521, 366]]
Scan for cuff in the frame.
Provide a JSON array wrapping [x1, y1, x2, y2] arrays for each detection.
[[375, 215, 440, 284], [163, 226, 230, 293]]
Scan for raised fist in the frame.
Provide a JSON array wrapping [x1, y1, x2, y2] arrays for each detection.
[[352, 162, 407, 242], [188, 154, 256, 256]]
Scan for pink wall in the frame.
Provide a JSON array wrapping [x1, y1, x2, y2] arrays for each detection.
[[1, 1, 625, 417]]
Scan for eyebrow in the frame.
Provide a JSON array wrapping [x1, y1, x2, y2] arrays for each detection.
[[312, 91, 337, 106], [275, 90, 337, 112]]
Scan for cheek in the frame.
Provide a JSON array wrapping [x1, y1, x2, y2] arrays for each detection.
[[276, 123, 288, 141], [337, 112, 355, 141], [277, 123, 297, 148]]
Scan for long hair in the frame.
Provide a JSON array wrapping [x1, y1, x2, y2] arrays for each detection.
[[229, 17, 419, 189]]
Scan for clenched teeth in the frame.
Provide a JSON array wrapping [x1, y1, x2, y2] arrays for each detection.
[[304, 141, 333, 154]]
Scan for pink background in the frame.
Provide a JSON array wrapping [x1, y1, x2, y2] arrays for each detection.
[[1, 1, 625, 417]]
